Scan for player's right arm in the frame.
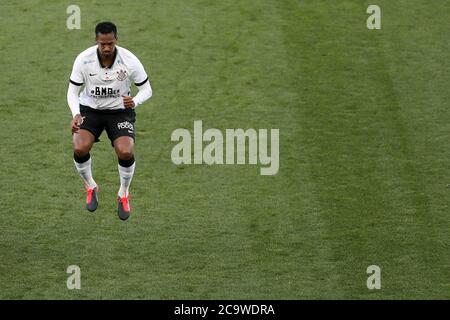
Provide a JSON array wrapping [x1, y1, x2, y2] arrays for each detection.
[[67, 55, 85, 133], [67, 83, 84, 133]]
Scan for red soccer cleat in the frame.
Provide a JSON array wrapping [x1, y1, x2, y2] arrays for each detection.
[[117, 195, 131, 220], [86, 186, 99, 212]]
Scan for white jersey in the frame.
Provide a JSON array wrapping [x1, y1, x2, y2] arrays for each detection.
[[69, 45, 149, 111]]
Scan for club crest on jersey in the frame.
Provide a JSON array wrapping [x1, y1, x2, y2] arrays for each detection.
[[117, 69, 128, 81]]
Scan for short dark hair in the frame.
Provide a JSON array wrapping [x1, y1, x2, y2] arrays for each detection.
[[95, 22, 117, 38]]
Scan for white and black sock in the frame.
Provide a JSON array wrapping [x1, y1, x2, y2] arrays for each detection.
[[118, 157, 135, 198], [74, 153, 97, 189]]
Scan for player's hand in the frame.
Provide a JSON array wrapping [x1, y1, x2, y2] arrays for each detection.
[[122, 95, 135, 109], [71, 114, 84, 133]]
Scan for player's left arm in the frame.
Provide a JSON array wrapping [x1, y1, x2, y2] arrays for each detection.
[[132, 80, 152, 107], [123, 57, 152, 109]]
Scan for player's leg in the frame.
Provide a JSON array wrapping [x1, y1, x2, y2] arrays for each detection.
[[73, 129, 97, 188], [72, 106, 105, 212], [113, 136, 135, 220], [73, 129, 99, 211], [105, 110, 136, 220]]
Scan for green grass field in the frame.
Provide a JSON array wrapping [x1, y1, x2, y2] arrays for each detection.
[[1, 0, 450, 299]]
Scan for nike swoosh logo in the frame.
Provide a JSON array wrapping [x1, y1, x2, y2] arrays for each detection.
[[128, 130, 133, 133], [89, 73, 97, 76]]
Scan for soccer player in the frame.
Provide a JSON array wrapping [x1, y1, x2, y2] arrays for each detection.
[[67, 22, 152, 220]]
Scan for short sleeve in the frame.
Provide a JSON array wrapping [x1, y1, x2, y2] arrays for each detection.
[[131, 57, 149, 87], [69, 55, 84, 86]]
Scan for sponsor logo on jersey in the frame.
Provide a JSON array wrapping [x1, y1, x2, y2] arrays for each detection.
[[117, 121, 134, 131], [90, 86, 121, 98]]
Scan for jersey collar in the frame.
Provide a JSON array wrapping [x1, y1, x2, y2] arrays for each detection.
[[97, 46, 118, 69]]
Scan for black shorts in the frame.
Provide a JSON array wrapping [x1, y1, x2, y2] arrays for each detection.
[[79, 104, 136, 145]]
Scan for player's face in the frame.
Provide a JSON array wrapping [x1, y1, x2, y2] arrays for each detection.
[[96, 32, 117, 57]]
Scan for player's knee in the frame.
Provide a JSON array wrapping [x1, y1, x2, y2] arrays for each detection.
[[118, 149, 133, 160], [73, 141, 91, 157], [116, 146, 133, 160]]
